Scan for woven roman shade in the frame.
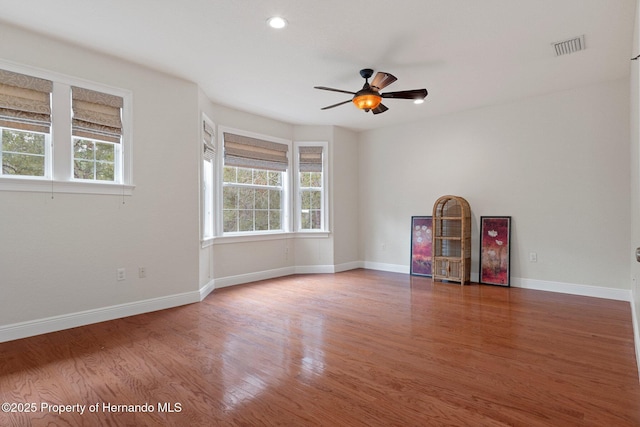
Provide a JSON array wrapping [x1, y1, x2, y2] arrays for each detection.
[[0, 69, 53, 133], [203, 121, 215, 161], [72, 86, 123, 143], [299, 146, 323, 172], [223, 132, 288, 171]]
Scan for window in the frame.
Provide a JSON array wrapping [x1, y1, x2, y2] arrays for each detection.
[[73, 139, 118, 181], [0, 62, 132, 195], [223, 166, 283, 232], [202, 116, 215, 241], [0, 68, 52, 179], [295, 142, 328, 232], [203, 159, 214, 238], [71, 86, 123, 183], [209, 129, 329, 240], [221, 130, 290, 235], [1, 128, 48, 177], [299, 171, 322, 229]]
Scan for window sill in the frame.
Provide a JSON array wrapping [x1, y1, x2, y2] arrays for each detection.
[[0, 177, 135, 196], [212, 230, 330, 245], [294, 231, 330, 239], [212, 232, 293, 245], [201, 237, 215, 248]]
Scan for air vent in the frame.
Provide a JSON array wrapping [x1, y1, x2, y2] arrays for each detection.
[[553, 35, 585, 56]]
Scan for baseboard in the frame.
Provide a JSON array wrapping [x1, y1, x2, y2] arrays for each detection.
[[199, 279, 216, 301], [511, 277, 632, 301], [213, 266, 296, 289], [294, 265, 336, 274], [334, 261, 364, 273], [293, 263, 365, 274], [212, 263, 364, 289], [363, 261, 409, 274], [0, 291, 200, 344]]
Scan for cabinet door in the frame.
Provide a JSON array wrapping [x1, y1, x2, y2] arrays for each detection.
[[434, 259, 449, 277], [447, 259, 462, 280], [434, 258, 462, 280]]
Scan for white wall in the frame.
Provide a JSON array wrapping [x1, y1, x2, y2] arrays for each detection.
[[0, 24, 201, 340], [359, 78, 631, 293], [331, 126, 360, 269], [629, 0, 640, 375]]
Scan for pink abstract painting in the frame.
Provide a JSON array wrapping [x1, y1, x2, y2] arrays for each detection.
[[410, 216, 433, 276], [480, 216, 511, 286]]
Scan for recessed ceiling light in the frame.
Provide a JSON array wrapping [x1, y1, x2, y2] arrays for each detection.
[[267, 16, 287, 29]]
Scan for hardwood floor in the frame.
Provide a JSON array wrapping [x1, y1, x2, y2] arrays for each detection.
[[1, 269, 639, 426]]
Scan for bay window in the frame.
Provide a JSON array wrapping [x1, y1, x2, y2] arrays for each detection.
[[200, 128, 329, 242]]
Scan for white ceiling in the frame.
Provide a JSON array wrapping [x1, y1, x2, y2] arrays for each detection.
[[0, 0, 636, 131]]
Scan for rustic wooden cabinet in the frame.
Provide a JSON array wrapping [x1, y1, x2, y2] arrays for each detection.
[[432, 195, 471, 285]]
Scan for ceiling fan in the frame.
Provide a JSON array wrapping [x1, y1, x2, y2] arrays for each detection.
[[314, 68, 428, 114]]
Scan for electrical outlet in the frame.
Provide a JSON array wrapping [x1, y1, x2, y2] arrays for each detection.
[[138, 267, 146, 278], [529, 252, 537, 262], [117, 268, 126, 281]]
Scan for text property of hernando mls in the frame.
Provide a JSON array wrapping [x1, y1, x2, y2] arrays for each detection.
[[2, 402, 183, 415]]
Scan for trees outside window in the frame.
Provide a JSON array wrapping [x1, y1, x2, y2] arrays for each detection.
[[299, 171, 322, 230], [223, 166, 283, 233], [1, 128, 47, 177], [73, 138, 117, 181]]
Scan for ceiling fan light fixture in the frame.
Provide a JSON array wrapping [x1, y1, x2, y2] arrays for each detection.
[[353, 93, 382, 110], [413, 99, 425, 104]]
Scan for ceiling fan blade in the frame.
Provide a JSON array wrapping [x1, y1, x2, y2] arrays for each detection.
[[381, 88, 428, 100], [371, 103, 389, 115], [371, 72, 397, 91], [314, 86, 356, 95], [321, 99, 353, 110]]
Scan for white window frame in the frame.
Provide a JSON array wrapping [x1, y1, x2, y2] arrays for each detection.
[[0, 60, 134, 195], [293, 141, 329, 234], [201, 114, 216, 245], [214, 126, 292, 241]]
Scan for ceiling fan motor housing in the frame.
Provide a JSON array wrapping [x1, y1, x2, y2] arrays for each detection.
[[359, 68, 375, 79]]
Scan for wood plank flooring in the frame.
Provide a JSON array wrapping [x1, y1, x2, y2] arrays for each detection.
[[1, 269, 639, 426]]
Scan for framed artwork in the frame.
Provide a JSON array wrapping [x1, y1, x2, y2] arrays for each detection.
[[479, 216, 511, 286], [410, 216, 433, 276]]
